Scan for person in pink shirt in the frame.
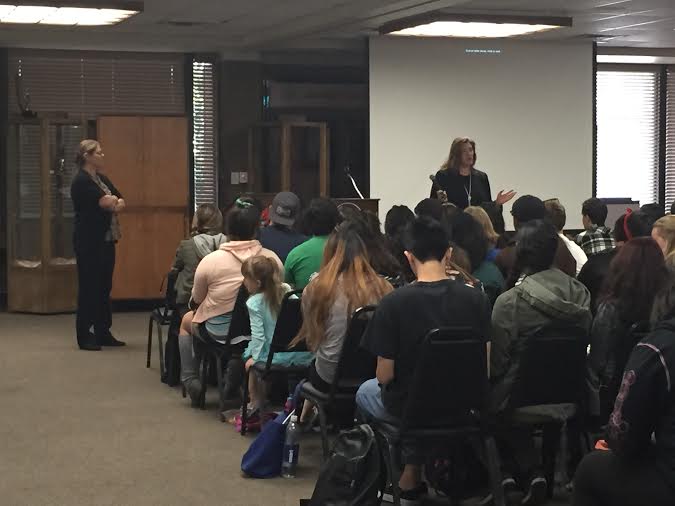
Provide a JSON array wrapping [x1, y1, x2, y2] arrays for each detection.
[[178, 198, 282, 404]]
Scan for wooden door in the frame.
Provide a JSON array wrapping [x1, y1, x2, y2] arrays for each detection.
[[98, 116, 188, 300]]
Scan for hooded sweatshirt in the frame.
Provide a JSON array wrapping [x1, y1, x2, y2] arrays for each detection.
[[490, 268, 592, 412], [191, 240, 282, 324], [172, 233, 227, 304], [607, 317, 675, 493]]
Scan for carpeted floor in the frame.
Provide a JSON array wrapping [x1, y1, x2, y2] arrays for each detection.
[[0, 312, 321, 506], [0, 311, 572, 506]]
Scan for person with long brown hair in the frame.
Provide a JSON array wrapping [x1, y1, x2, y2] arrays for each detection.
[[70, 139, 126, 350], [290, 221, 393, 393], [430, 137, 516, 209]]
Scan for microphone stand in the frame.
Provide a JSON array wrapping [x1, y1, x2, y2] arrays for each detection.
[[344, 166, 365, 199]]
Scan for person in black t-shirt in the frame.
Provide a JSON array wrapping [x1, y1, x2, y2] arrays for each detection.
[[357, 216, 491, 505], [430, 137, 516, 210], [70, 140, 126, 351]]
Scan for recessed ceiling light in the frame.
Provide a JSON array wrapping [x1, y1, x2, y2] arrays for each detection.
[[381, 14, 572, 39], [389, 21, 561, 38], [0, 2, 142, 26]]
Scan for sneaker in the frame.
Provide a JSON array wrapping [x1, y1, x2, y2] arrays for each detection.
[[400, 482, 428, 506], [522, 476, 547, 506], [478, 476, 519, 506]]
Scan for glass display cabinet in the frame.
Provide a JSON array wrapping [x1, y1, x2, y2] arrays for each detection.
[[247, 120, 329, 206], [6, 118, 84, 313]]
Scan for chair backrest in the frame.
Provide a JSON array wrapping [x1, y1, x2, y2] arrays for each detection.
[[266, 290, 306, 367], [508, 326, 588, 409], [332, 306, 377, 393], [401, 327, 488, 432], [604, 320, 650, 410], [227, 284, 251, 341]]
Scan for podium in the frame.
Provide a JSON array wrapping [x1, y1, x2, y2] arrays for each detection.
[[333, 198, 379, 217]]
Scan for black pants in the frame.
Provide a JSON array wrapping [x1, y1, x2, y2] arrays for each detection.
[[573, 450, 675, 506], [75, 240, 115, 342]]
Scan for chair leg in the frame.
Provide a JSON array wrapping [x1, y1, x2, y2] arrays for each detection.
[[542, 423, 561, 499], [146, 316, 153, 368], [199, 355, 208, 410], [316, 402, 330, 460], [241, 369, 251, 435], [182, 383, 186, 398], [387, 439, 402, 506], [484, 435, 506, 506], [215, 354, 226, 421], [156, 321, 165, 379]]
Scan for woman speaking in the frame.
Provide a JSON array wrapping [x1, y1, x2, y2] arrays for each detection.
[[430, 137, 516, 209], [70, 140, 126, 351]]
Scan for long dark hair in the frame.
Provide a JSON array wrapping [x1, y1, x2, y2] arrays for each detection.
[[506, 220, 557, 288], [601, 237, 667, 323], [441, 137, 476, 172]]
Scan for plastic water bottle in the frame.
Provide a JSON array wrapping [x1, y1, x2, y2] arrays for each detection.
[[281, 415, 300, 478]]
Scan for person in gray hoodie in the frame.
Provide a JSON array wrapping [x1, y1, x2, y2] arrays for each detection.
[[489, 219, 592, 505], [171, 204, 227, 311]]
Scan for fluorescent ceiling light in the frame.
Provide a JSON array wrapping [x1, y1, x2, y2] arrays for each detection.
[[597, 54, 675, 64], [389, 21, 561, 38], [0, 3, 142, 26]]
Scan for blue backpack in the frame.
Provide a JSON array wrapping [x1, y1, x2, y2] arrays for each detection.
[[241, 411, 292, 478]]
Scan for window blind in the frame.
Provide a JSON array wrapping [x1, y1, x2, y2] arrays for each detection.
[[596, 68, 660, 206], [8, 49, 185, 116], [665, 67, 675, 212], [192, 60, 218, 208]]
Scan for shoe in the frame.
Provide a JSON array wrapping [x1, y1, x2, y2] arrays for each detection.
[[399, 482, 428, 506], [78, 341, 102, 351], [185, 379, 203, 407], [478, 476, 519, 506], [98, 334, 126, 347], [522, 476, 547, 506]]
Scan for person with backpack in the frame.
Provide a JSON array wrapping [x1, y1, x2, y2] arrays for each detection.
[[240, 255, 313, 421]]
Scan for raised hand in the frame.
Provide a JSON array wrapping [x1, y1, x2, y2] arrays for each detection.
[[495, 190, 516, 206]]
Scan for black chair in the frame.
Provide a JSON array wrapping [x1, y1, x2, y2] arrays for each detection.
[[506, 326, 589, 498], [147, 269, 179, 377], [192, 285, 251, 420], [299, 305, 376, 457], [240, 289, 306, 435], [371, 327, 505, 506]]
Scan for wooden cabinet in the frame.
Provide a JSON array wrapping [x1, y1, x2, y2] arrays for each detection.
[[97, 116, 188, 300]]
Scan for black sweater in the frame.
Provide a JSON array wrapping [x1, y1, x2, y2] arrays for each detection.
[[607, 318, 675, 493], [70, 169, 122, 246], [430, 168, 492, 209]]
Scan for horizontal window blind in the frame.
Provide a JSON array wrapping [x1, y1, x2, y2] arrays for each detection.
[[666, 67, 675, 212], [596, 68, 660, 206], [192, 60, 218, 208], [8, 49, 185, 116]]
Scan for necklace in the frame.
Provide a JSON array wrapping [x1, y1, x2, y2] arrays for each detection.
[[463, 173, 472, 207]]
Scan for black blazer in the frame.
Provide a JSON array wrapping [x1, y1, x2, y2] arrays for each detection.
[[70, 169, 122, 247], [430, 168, 492, 209]]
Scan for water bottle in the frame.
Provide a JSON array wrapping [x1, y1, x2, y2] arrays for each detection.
[[281, 415, 300, 478]]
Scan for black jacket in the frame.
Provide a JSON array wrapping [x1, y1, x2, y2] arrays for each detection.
[[70, 169, 122, 247], [607, 318, 675, 493], [430, 168, 492, 209]]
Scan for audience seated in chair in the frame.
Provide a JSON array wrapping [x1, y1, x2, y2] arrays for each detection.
[[289, 220, 393, 414], [357, 215, 491, 506], [450, 211, 505, 303], [178, 197, 282, 404], [578, 209, 654, 313], [575, 198, 615, 257], [495, 195, 576, 284], [465, 205, 503, 262], [652, 215, 675, 271], [573, 273, 675, 506], [544, 198, 588, 275], [258, 192, 307, 264], [240, 255, 313, 418], [172, 204, 227, 314], [587, 237, 667, 423], [490, 219, 592, 504], [284, 197, 339, 290], [384, 205, 416, 283]]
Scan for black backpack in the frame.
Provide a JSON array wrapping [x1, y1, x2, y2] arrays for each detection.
[[308, 424, 385, 506]]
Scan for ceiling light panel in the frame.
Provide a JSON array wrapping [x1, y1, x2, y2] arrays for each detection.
[[389, 21, 561, 38], [0, 4, 141, 25]]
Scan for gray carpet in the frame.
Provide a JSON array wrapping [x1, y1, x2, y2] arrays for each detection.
[[0, 311, 571, 506]]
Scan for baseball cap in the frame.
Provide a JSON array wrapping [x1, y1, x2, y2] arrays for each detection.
[[269, 192, 300, 227]]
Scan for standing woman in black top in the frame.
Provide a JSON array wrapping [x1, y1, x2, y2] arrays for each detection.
[[70, 140, 126, 351], [430, 137, 516, 209]]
